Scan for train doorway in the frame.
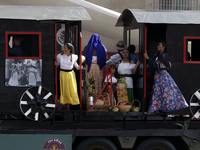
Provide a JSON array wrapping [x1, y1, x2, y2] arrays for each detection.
[[55, 21, 83, 111]]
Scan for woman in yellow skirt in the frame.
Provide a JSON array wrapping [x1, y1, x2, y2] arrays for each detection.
[[55, 43, 80, 110]]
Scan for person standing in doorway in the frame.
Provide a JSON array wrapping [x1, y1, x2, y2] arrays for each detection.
[[55, 43, 80, 110]]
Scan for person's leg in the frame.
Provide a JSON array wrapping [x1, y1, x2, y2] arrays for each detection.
[[62, 103, 70, 110], [112, 84, 118, 103], [127, 88, 134, 106], [66, 103, 70, 110]]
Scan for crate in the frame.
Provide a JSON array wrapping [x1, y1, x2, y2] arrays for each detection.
[[86, 92, 110, 111]]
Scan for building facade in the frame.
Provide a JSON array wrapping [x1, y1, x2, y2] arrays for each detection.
[[150, 0, 200, 10], [85, 0, 200, 11]]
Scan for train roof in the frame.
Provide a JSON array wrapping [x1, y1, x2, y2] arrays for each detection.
[[116, 9, 200, 27], [0, 5, 91, 21]]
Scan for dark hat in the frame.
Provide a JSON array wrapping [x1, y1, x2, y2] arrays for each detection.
[[116, 40, 127, 51]]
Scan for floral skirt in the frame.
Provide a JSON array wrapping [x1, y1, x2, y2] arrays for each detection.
[[116, 87, 128, 102], [148, 70, 188, 112]]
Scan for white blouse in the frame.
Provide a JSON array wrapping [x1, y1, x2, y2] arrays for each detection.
[[106, 51, 122, 65], [57, 53, 79, 70], [118, 62, 136, 88], [104, 75, 117, 84]]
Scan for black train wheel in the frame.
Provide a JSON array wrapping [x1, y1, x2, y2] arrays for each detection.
[[189, 89, 200, 119], [136, 138, 176, 150], [76, 137, 118, 150], [20, 86, 55, 121]]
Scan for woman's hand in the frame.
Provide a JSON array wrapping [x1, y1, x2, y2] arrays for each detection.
[[77, 66, 83, 70], [132, 61, 140, 74], [54, 61, 59, 66], [144, 52, 149, 60], [136, 61, 140, 67]]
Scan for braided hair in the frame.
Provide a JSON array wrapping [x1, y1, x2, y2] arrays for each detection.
[[65, 43, 74, 61]]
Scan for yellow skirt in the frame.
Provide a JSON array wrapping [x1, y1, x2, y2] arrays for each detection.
[[58, 70, 80, 105]]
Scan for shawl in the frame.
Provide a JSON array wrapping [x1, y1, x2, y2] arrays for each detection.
[[148, 51, 171, 73], [86, 34, 106, 72]]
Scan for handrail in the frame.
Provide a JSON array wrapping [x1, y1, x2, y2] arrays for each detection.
[[79, 32, 82, 111], [89, 66, 113, 112]]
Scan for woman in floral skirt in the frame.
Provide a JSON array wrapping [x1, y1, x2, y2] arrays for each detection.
[[144, 42, 188, 114]]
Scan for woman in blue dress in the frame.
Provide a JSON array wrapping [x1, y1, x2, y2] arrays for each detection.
[[144, 42, 188, 114]]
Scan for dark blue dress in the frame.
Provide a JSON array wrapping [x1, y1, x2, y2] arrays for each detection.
[[8, 46, 23, 57]]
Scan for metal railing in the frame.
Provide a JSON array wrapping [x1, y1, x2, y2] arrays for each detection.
[[150, 0, 199, 10]]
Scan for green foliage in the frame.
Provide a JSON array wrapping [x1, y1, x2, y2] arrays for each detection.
[[84, 78, 90, 88], [88, 76, 95, 85]]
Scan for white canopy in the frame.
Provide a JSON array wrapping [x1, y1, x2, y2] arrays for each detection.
[[116, 9, 200, 26], [0, 5, 91, 20]]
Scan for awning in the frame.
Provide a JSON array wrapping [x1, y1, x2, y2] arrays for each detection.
[[0, 5, 91, 20], [116, 9, 200, 26]]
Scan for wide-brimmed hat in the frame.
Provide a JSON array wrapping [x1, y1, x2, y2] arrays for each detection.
[[116, 40, 127, 51]]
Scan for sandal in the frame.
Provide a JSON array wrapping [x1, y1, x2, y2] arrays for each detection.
[[66, 104, 70, 110]]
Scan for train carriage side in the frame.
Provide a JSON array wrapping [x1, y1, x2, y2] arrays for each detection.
[[116, 9, 200, 117], [1, 19, 55, 115], [0, 6, 91, 120]]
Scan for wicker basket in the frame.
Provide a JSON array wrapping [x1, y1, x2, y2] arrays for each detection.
[[117, 83, 127, 89], [132, 99, 141, 112], [117, 101, 132, 112], [95, 99, 104, 105], [112, 107, 119, 112], [87, 87, 93, 94], [86, 92, 110, 111]]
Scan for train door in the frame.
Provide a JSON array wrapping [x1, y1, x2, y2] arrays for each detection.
[[55, 21, 82, 111], [124, 27, 145, 111]]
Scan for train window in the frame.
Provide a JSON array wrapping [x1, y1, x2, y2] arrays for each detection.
[[5, 32, 42, 59], [5, 32, 42, 87], [184, 36, 200, 63]]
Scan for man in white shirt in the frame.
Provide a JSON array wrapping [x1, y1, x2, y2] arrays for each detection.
[[106, 40, 127, 65]]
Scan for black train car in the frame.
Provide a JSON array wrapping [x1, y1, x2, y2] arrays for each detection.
[[116, 9, 200, 117], [0, 6, 91, 120], [1, 7, 200, 150]]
